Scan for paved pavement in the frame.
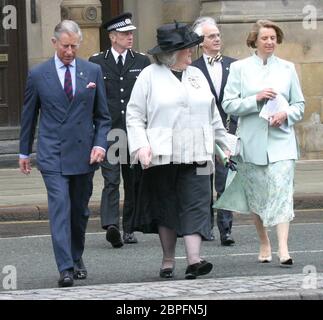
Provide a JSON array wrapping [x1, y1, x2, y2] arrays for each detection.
[[0, 159, 323, 301], [0, 273, 322, 300]]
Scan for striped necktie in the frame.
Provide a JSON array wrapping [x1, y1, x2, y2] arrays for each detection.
[[64, 65, 73, 103], [207, 53, 223, 66]]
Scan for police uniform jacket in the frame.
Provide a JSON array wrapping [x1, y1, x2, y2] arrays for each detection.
[[89, 49, 150, 132]]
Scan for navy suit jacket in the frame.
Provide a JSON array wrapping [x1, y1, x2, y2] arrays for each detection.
[[19, 57, 111, 175], [192, 55, 237, 133]]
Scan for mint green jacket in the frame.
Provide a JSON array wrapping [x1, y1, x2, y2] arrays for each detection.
[[222, 53, 305, 165]]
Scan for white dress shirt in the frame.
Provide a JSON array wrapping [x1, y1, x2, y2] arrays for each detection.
[[110, 47, 127, 65], [203, 53, 222, 98]]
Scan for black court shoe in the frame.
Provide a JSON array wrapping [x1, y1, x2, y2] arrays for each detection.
[[185, 260, 213, 280], [159, 267, 175, 279], [279, 257, 293, 268]]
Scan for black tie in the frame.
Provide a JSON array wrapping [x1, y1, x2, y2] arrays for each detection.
[[207, 53, 223, 66], [117, 55, 123, 73]]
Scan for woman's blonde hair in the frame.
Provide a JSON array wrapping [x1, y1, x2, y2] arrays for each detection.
[[246, 20, 284, 48]]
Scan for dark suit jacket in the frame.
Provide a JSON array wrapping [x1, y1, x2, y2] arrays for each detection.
[[89, 49, 150, 131], [19, 57, 111, 175], [192, 55, 237, 133]]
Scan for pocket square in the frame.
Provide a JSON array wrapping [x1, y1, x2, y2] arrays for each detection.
[[86, 82, 96, 89]]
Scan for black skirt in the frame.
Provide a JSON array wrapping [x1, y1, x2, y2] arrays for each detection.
[[130, 163, 212, 240]]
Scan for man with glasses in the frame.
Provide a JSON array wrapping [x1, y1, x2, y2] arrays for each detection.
[[192, 17, 237, 246]]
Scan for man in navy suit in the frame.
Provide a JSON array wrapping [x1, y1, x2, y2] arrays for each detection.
[[192, 17, 237, 246], [19, 20, 111, 287]]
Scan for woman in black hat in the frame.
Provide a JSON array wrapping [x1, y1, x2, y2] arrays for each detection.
[[126, 22, 231, 280]]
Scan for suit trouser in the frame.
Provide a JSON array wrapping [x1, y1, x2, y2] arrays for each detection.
[[100, 160, 140, 233], [212, 161, 233, 238], [41, 171, 94, 273]]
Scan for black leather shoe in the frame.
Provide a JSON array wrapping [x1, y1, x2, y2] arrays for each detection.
[[123, 232, 138, 244], [185, 260, 213, 280], [58, 269, 74, 287], [106, 225, 123, 248], [74, 258, 87, 280], [159, 267, 174, 279], [221, 234, 235, 246]]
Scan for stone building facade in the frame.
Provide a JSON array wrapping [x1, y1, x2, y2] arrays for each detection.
[[0, 0, 322, 166]]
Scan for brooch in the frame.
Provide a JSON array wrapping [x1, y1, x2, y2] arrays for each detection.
[[188, 76, 201, 89]]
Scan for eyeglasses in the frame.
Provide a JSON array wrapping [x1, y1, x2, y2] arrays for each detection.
[[205, 33, 221, 40]]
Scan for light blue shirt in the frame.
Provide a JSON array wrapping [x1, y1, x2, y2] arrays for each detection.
[[55, 53, 76, 96]]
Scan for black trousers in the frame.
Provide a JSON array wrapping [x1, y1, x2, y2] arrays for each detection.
[[100, 158, 141, 233], [211, 161, 233, 238]]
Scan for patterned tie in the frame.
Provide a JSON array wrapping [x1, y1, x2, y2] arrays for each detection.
[[207, 53, 223, 66], [64, 65, 73, 103], [117, 55, 123, 73]]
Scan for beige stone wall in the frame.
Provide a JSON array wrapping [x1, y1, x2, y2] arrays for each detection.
[[26, 0, 101, 67], [26, 0, 63, 68], [60, 0, 102, 59], [123, 0, 201, 55], [123, 0, 163, 55]]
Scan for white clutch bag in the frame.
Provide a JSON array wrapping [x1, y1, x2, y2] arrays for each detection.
[[226, 133, 240, 157]]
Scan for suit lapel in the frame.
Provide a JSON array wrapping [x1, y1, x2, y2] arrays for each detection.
[[219, 57, 231, 103], [104, 51, 119, 74], [74, 59, 88, 100], [43, 58, 70, 107]]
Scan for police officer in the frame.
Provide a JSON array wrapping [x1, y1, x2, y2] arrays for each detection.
[[90, 12, 150, 248]]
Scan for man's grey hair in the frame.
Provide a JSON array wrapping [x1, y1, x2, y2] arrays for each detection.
[[53, 20, 83, 42], [152, 51, 178, 67], [192, 16, 217, 36]]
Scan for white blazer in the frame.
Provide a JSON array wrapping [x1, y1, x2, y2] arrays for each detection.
[[126, 63, 229, 166]]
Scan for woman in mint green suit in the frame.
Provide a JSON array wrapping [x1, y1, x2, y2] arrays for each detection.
[[215, 20, 305, 267]]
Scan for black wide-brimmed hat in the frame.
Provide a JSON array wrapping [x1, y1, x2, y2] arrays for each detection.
[[147, 22, 204, 55], [102, 12, 136, 32]]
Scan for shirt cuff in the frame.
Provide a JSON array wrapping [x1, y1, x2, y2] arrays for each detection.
[[93, 146, 106, 153], [19, 154, 30, 159]]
